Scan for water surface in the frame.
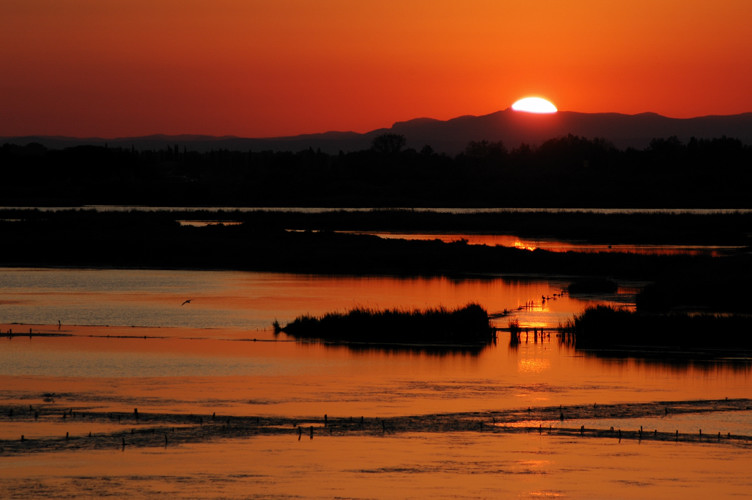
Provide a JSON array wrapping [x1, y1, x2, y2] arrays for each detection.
[[0, 267, 749, 498], [0, 268, 746, 418]]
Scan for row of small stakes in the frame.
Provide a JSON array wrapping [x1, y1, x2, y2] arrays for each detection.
[[2, 400, 750, 453]]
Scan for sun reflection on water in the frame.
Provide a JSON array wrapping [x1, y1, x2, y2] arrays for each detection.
[[517, 358, 551, 374]]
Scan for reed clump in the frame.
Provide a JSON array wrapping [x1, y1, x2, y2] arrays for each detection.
[[567, 305, 752, 350], [275, 303, 493, 344]]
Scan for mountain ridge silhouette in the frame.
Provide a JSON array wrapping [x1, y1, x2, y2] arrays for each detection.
[[4, 109, 752, 154]]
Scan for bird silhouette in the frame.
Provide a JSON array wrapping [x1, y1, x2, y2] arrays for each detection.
[[181, 299, 192, 306]]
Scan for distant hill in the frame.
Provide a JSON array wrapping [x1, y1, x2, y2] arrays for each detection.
[[387, 110, 752, 153], [4, 109, 752, 154]]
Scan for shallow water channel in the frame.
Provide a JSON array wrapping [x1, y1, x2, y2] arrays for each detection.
[[0, 267, 749, 498]]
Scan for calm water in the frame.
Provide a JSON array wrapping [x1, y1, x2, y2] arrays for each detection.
[[0, 267, 632, 331], [0, 267, 749, 498], [0, 267, 746, 416], [4, 434, 751, 498]]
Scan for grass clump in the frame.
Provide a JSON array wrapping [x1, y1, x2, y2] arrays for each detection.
[[275, 303, 493, 345], [567, 305, 752, 350]]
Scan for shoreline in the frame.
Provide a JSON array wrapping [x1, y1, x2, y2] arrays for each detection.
[[0, 227, 743, 280], [2, 207, 751, 244], [0, 209, 748, 282]]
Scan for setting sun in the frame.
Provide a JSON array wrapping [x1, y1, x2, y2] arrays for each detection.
[[511, 97, 558, 114]]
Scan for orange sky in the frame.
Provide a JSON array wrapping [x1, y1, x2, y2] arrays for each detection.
[[2, 0, 752, 138]]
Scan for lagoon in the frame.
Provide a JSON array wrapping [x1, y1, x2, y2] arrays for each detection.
[[0, 267, 750, 497], [0, 268, 747, 416]]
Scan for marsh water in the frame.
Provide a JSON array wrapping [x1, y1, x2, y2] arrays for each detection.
[[1, 267, 750, 498]]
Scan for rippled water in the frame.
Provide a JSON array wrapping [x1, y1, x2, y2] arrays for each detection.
[[0, 267, 749, 498], [0, 267, 635, 330], [0, 268, 747, 413]]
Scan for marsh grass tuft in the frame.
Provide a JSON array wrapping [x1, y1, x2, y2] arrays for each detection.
[[567, 305, 752, 350], [276, 303, 493, 344]]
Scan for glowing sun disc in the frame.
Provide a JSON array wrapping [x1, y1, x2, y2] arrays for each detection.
[[512, 97, 557, 113]]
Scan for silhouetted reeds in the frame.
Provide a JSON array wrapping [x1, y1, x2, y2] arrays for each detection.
[[567, 305, 752, 351], [275, 303, 493, 345], [637, 275, 752, 314]]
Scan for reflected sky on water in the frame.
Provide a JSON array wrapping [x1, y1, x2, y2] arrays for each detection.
[[0, 267, 632, 331], [0, 268, 748, 420], [0, 267, 750, 499]]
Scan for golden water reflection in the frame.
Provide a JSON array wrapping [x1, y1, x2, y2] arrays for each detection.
[[0, 269, 749, 498], [0, 268, 635, 332], [1, 434, 750, 498], [0, 268, 747, 420], [1, 325, 748, 420], [517, 358, 551, 374]]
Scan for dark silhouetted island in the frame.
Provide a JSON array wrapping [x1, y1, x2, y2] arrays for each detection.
[[567, 305, 752, 352], [274, 304, 493, 345]]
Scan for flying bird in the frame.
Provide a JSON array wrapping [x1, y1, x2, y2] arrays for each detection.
[[181, 299, 192, 306]]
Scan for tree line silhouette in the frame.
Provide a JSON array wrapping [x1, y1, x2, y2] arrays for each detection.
[[2, 134, 750, 207]]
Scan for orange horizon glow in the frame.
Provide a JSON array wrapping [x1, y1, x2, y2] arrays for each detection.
[[2, 1, 752, 138]]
